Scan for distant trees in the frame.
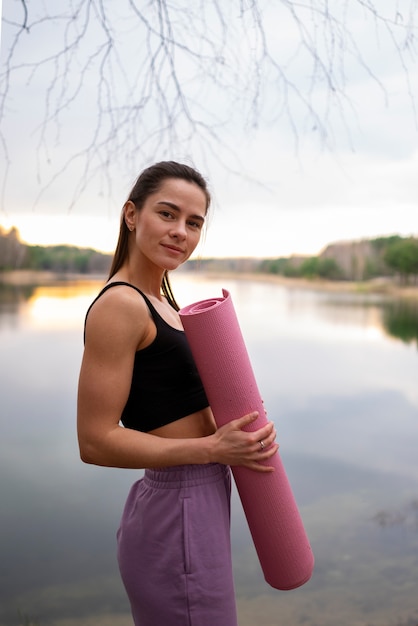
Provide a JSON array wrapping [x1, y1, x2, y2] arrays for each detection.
[[299, 257, 342, 280], [259, 255, 343, 280], [25, 244, 111, 274], [1, 225, 418, 284], [194, 237, 418, 284], [0, 225, 28, 270], [0, 226, 111, 274], [258, 257, 289, 276], [258, 236, 418, 283], [384, 238, 418, 284]]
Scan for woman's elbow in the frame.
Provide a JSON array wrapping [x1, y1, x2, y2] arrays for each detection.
[[79, 443, 94, 465], [78, 436, 102, 465]]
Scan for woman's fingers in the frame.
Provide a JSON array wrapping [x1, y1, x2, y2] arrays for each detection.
[[235, 441, 279, 472], [229, 412, 278, 452], [231, 411, 259, 429], [212, 410, 279, 471], [253, 419, 275, 443], [241, 416, 279, 471]]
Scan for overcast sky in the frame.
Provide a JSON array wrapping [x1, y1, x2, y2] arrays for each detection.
[[1, 1, 417, 258]]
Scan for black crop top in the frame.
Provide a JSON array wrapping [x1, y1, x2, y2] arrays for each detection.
[[84, 281, 209, 432]]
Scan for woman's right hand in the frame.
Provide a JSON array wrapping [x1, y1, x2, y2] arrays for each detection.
[[209, 412, 279, 472]]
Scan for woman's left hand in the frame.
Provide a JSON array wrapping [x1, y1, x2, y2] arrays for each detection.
[[208, 411, 279, 472]]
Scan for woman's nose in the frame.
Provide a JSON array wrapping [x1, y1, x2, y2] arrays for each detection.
[[169, 221, 187, 239]]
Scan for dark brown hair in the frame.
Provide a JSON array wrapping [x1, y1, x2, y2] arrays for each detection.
[[108, 161, 211, 310]]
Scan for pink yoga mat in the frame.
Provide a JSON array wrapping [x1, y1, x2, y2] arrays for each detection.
[[179, 289, 314, 590]]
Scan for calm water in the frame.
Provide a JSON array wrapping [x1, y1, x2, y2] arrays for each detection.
[[0, 274, 417, 626]]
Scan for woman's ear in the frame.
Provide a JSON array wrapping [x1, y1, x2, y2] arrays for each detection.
[[123, 201, 136, 232]]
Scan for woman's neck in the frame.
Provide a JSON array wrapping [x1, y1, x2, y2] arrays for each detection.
[[111, 264, 165, 299]]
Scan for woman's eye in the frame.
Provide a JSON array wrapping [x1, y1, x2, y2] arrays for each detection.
[[188, 220, 202, 229], [160, 211, 174, 219]]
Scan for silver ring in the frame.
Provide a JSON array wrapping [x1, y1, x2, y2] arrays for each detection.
[[259, 440, 265, 451]]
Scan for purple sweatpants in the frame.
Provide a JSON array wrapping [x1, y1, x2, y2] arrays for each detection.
[[117, 463, 238, 626]]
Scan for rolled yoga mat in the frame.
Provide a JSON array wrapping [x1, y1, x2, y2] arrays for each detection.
[[179, 289, 314, 590]]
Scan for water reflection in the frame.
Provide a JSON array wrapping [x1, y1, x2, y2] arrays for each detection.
[[0, 284, 35, 332], [0, 276, 417, 626], [322, 293, 418, 350], [383, 299, 418, 347], [3, 278, 417, 345]]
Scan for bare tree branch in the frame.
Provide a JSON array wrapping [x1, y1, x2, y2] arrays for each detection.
[[0, 0, 417, 211]]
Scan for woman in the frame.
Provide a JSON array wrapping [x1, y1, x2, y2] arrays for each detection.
[[77, 161, 278, 626]]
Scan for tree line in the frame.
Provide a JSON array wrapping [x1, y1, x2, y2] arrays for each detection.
[[188, 236, 418, 284], [1, 226, 417, 284], [0, 226, 111, 275]]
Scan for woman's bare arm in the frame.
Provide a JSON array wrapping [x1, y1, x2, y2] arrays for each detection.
[[77, 287, 278, 472]]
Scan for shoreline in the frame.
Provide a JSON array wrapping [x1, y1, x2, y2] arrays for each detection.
[[1, 269, 418, 300], [0, 270, 108, 286], [187, 270, 418, 300]]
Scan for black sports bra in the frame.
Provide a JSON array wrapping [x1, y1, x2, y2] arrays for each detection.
[[84, 281, 209, 432]]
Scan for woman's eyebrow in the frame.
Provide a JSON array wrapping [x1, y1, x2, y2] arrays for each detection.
[[156, 201, 205, 223]]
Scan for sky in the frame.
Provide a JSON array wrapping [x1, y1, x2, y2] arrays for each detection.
[[0, 1, 417, 259]]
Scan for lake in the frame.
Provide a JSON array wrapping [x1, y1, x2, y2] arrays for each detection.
[[0, 274, 417, 626]]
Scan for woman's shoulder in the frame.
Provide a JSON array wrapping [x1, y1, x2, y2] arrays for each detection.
[[90, 281, 149, 315], [85, 282, 151, 347]]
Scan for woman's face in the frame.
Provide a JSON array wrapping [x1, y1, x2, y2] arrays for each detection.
[[129, 177, 207, 270]]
